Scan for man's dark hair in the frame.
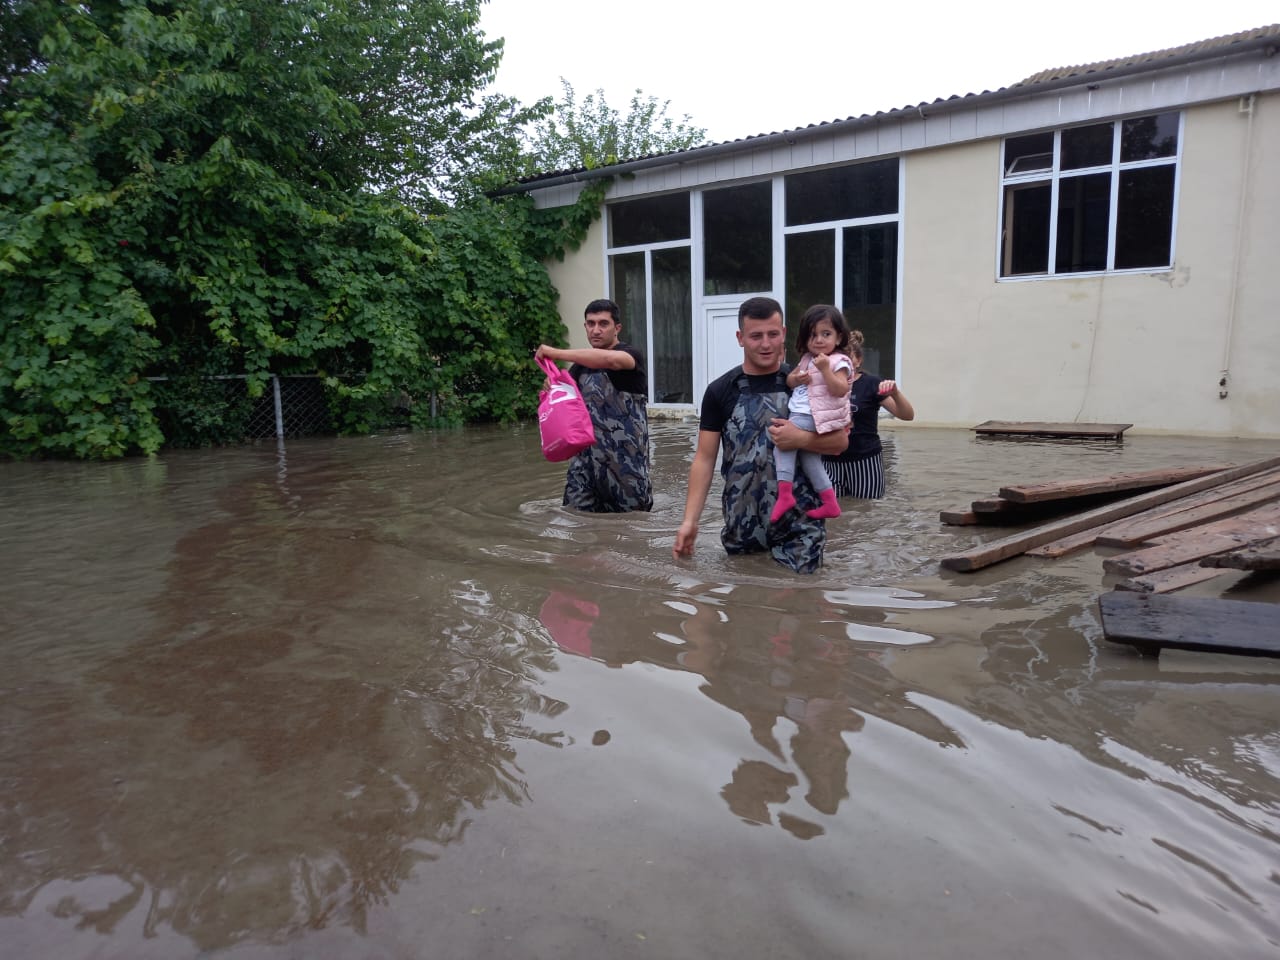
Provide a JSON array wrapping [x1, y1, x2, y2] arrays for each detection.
[[584, 299, 621, 323], [738, 296, 783, 328]]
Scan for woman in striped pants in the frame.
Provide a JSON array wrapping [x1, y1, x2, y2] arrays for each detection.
[[820, 330, 915, 498]]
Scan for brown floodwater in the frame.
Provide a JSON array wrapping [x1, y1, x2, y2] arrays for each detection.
[[1, 423, 1277, 960]]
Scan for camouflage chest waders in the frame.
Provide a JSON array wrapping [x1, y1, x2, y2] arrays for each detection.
[[563, 369, 653, 513], [719, 373, 825, 574]]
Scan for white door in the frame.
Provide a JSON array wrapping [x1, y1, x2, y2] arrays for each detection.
[[699, 301, 746, 414]]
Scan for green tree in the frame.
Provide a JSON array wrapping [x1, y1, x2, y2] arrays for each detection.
[[0, 0, 591, 459], [525, 78, 708, 173]]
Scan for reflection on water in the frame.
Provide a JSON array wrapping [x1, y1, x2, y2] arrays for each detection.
[[1, 424, 1277, 959]]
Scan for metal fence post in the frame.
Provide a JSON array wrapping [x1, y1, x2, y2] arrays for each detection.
[[272, 375, 284, 438]]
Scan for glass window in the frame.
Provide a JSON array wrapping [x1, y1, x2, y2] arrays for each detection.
[[842, 223, 898, 377], [1000, 113, 1179, 278], [703, 181, 772, 295], [1121, 112, 1179, 162], [609, 193, 689, 247], [785, 158, 898, 226], [1060, 123, 1113, 170], [610, 252, 647, 365], [651, 248, 693, 403], [1115, 165, 1175, 269], [1054, 173, 1111, 274], [784, 231, 835, 360], [1002, 183, 1051, 275], [1004, 132, 1054, 175]]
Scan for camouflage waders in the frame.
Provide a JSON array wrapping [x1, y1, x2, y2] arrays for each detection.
[[563, 369, 653, 513], [719, 373, 825, 574]]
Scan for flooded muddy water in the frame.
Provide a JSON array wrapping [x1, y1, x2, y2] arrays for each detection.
[[1, 423, 1278, 959]]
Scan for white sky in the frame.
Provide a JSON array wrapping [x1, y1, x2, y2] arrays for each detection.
[[479, 1, 1278, 143]]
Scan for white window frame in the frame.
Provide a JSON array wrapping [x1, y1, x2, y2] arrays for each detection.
[[997, 112, 1183, 280]]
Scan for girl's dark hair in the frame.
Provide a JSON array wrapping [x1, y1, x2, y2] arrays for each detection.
[[796, 304, 851, 355]]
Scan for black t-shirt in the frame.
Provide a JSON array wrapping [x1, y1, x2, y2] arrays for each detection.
[[826, 373, 884, 463], [699, 364, 792, 433], [569, 342, 647, 396]]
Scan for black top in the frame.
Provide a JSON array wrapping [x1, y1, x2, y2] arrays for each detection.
[[699, 365, 792, 433], [569, 342, 647, 396], [825, 373, 885, 463]]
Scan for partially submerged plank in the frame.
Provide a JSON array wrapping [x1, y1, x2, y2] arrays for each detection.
[[939, 508, 980, 526], [1095, 473, 1280, 548], [1024, 526, 1106, 559], [1102, 502, 1280, 577], [1114, 562, 1228, 594], [1199, 536, 1280, 571], [1098, 591, 1280, 658], [974, 420, 1132, 439], [939, 455, 1280, 572], [998, 464, 1228, 504]]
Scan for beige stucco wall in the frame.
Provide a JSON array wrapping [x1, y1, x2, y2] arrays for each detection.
[[901, 94, 1280, 438], [545, 217, 607, 350]]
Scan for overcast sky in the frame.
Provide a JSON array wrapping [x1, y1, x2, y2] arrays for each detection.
[[479, 1, 1278, 143]]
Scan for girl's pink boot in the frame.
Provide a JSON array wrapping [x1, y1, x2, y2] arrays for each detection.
[[770, 481, 796, 523], [806, 488, 841, 520]]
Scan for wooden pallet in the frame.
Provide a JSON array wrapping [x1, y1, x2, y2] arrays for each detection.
[[1098, 591, 1280, 658], [973, 420, 1132, 440]]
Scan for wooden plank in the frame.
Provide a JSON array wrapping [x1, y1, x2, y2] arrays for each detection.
[[1102, 502, 1280, 577], [973, 420, 1132, 439], [1199, 536, 1280, 571], [1024, 526, 1106, 559], [971, 497, 1020, 514], [1038, 469, 1280, 555], [938, 455, 1280, 572], [1114, 562, 1228, 594], [1098, 591, 1280, 658], [1096, 475, 1280, 547], [998, 464, 1229, 504], [939, 508, 980, 526]]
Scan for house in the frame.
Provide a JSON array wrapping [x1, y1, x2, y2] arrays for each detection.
[[504, 25, 1280, 438]]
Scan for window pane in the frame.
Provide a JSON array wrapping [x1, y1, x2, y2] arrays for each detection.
[[609, 193, 689, 247], [842, 223, 898, 377], [1115, 166, 1175, 269], [610, 252, 647, 370], [703, 181, 772, 295], [1001, 182, 1051, 276], [1004, 132, 1054, 175], [1055, 173, 1111, 273], [651, 248, 693, 403], [784, 231, 834, 361], [1121, 112, 1179, 162], [1061, 123, 1113, 170], [785, 157, 898, 226]]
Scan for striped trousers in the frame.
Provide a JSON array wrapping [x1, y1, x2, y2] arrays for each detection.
[[823, 452, 885, 499]]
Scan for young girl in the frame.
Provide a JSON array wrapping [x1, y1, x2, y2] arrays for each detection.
[[770, 305, 853, 523]]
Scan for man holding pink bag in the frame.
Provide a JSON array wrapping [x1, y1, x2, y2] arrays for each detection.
[[536, 299, 653, 513]]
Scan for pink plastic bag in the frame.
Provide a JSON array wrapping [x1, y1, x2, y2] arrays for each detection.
[[537, 356, 596, 462]]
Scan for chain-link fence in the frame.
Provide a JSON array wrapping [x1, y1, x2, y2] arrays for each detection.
[[148, 374, 408, 446]]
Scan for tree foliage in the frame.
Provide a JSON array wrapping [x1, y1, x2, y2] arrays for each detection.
[[525, 79, 708, 174], [0, 0, 596, 459]]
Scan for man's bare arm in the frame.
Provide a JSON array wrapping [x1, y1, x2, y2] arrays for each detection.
[[536, 345, 636, 370]]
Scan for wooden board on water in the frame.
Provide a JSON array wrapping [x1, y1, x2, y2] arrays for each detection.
[[973, 421, 1132, 439], [1102, 503, 1280, 577], [938, 456, 1280, 572], [1098, 591, 1280, 658], [998, 464, 1228, 504], [1096, 473, 1280, 548], [1199, 536, 1280, 571]]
